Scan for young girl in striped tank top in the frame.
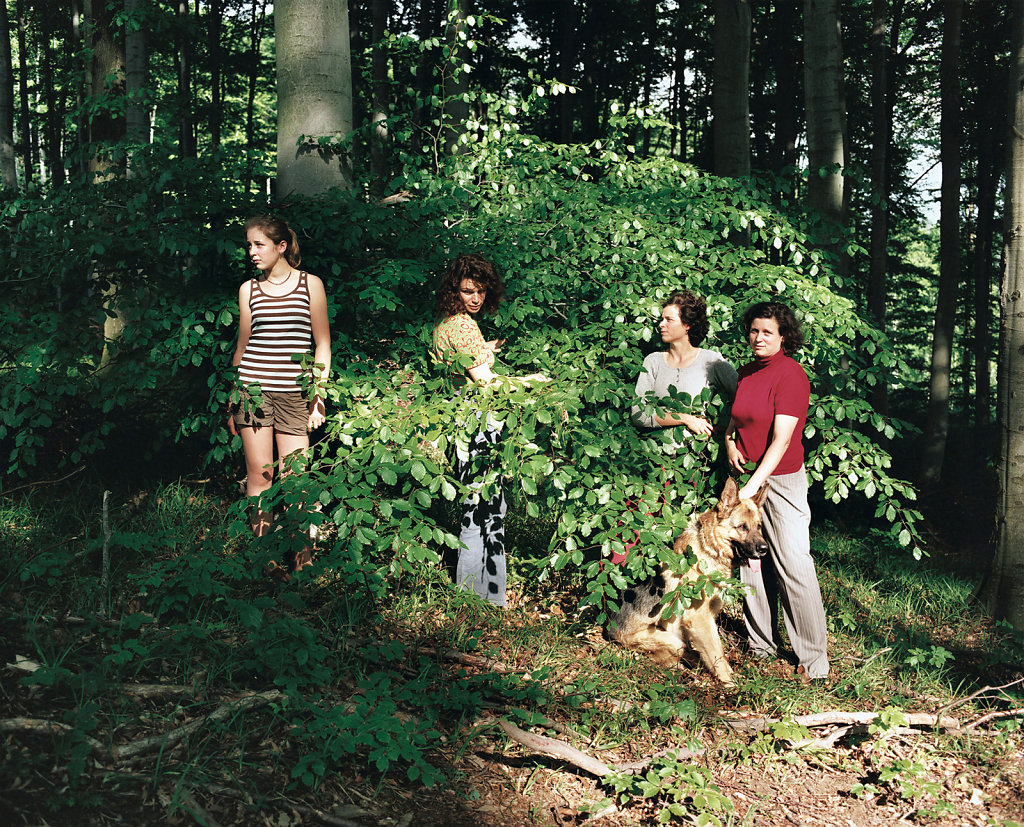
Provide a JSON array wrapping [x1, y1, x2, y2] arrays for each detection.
[[229, 215, 331, 579]]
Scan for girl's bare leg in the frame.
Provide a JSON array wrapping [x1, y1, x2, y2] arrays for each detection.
[[276, 432, 313, 570], [240, 425, 276, 536]]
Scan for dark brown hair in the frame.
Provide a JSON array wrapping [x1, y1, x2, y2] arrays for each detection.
[[741, 301, 805, 356], [244, 214, 301, 267], [434, 253, 506, 319], [663, 291, 710, 346]]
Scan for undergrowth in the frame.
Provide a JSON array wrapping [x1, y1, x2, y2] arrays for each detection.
[[1, 477, 1022, 825]]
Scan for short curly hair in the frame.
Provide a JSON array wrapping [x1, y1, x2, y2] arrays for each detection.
[[740, 301, 805, 356], [663, 291, 710, 347], [434, 253, 506, 319]]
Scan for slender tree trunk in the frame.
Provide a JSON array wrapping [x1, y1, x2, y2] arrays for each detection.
[[125, 0, 149, 176], [369, 0, 390, 196], [804, 0, 844, 222], [0, 0, 16, 188], [275, 0, 354, 196], [868, 0, 890, 414], [208, 0, 223, 151], [38, 5, 64, 188], [712, 0, 751, 177], [580, 1, 600, 142], [556, 0, 578, 142], [83, 0, 127, 370], [980, 0, 1024, 632], [972, 4, 1002, 432], [15, 0, 30, 186], [672, 23, 688, 161], [441, 0, 470, 156], [773, 0, 800, 175], [176, 0, 195, 158], [919, 0, 963, 487], [244, 0, 267, 195]]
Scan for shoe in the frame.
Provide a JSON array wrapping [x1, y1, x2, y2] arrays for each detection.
[[795, 665, 812, 685]]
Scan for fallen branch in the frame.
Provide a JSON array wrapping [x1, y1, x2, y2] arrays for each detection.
[[496, 719, 704, 778], [115, 689, 284, 762], [965, 706, 1024, 731], [415, 645, 510, 673], [0, 717, 105, 755], [497, 719, 612, 777], [122, 683, 197, 700], [934, 677, 1024, 718], [722, 710, 960, 734]]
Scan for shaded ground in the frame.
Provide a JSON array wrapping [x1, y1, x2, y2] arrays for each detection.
[[3, 449, 1024, 826]]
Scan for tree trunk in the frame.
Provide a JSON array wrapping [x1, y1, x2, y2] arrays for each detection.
[[0, 0, 15, 188], [972, 4, 1003, 432], [772, 0, 800, 174], [441, 0, 470, 157], [176, 0, 195, 159], [671, 20, 689, 161], [83, 0, 127, 370], [244, 0, 268, 195], [38, 5, 65, 188], [868, 0, 890, 414], [803, 0, 844, 222], [125, 0, 149, 175], [919, 0, 963, 487], [712, 0, 750, 178], [275, 0, 354, 196], [980, 0, 1024, 632], [15, 0, 30, 186], [556, 0, 578, 143], [208, 0, 223, 151], [369, 0, 390, 196]]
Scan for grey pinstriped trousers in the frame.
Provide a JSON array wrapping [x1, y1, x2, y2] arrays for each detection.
[[739, 468, 829, 679]]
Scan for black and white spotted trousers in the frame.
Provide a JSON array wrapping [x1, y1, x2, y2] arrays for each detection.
[[452, 415, 507, 607]]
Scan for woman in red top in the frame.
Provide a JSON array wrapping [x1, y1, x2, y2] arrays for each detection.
[[724, 302, 828, 683]]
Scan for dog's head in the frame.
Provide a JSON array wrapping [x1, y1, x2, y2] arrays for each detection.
[[716, 477, 770, 566]]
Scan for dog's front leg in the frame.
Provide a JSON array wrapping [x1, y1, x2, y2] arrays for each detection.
[[684, 614, 736, 687]]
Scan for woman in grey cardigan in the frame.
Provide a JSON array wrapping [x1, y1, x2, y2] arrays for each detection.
[[631, 291, 737, 447]]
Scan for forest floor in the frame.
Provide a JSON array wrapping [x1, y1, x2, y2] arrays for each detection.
[[3, 451, 1024, 826]]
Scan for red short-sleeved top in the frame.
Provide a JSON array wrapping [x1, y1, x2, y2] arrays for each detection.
[[432, 312, 494, 373], [731, 350, 810, 476]]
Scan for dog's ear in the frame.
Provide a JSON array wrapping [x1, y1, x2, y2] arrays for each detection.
[[754, 481, 770, 508], [719, 477, 740, 511]]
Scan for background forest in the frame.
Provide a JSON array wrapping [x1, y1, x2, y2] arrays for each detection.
[[2, 1, 1024, 825]]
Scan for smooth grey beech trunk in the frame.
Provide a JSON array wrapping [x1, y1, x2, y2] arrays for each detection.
[[275, 0, 353, 197], [803, 0, 844, 222]]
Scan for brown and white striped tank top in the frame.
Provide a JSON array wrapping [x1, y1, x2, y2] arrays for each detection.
[[237, 272, 313, 393]]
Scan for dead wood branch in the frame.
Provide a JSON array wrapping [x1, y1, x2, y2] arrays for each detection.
[[415, 645, 510, 672], [496, 719, 703, 778], [934, 677, 1024, 718], [122, 683, 197, 700], [612, 746, 705, 773], [115, 689, 284, 762], [0, 717, 105, 755], [965, 706, 1024, 731], [722, 710, 961, 734], [289, 804, 370, 826], [498, 719, 612, 777]]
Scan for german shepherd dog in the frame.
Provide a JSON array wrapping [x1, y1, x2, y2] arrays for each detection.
[[608, 477, 769, 687]]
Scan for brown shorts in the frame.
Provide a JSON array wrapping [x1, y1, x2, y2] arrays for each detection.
[[231, 389, 309, 436]]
